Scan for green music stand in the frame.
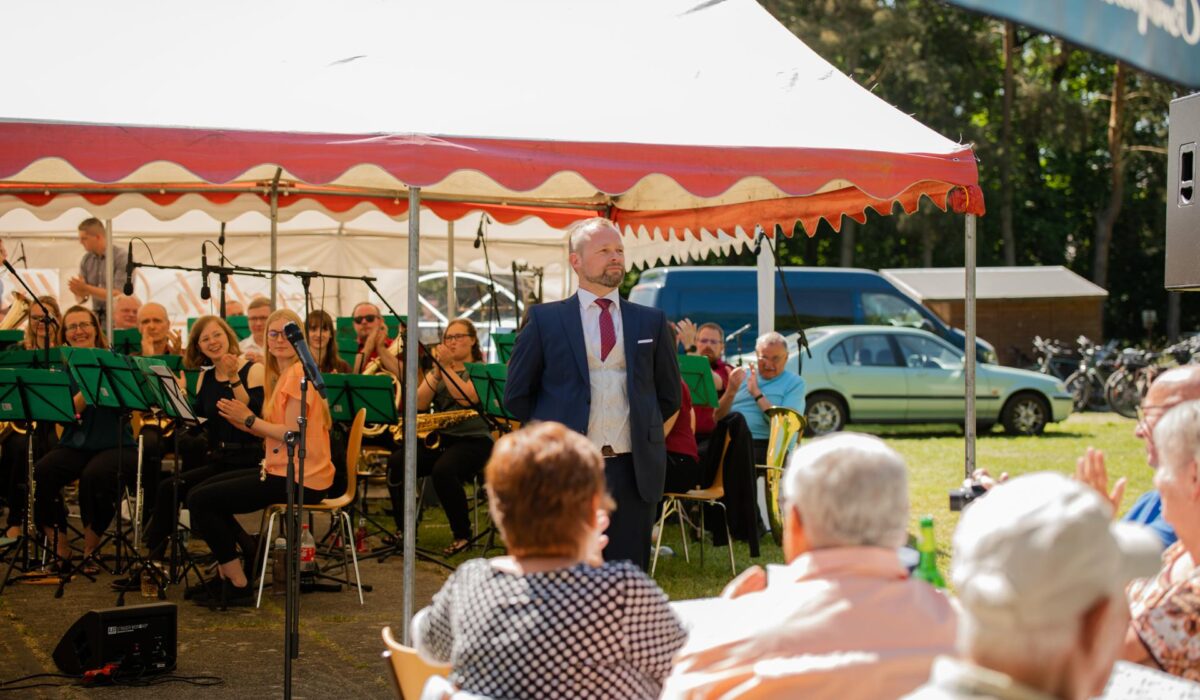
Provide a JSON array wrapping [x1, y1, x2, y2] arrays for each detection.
[[182, 368, 202, 402], [324, 374, 398, 424], [465, 362, 515, 420], [144, 354, 184, 373], [0, 329, 24, 350], [491, 332, 517, 364], [131, 356, 198, 424], [0, 347, 67, 369], [110, 329, 142, 355], [678, 355, 720, 409], [61, 348, 152, 411]]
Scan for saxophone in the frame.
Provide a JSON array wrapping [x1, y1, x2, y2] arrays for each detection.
[[390, 409, 478, 450]]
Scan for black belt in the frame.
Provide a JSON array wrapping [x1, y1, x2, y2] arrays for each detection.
[[601, 445, 631, 458]]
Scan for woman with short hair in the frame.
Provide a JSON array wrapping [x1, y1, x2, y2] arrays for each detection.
[[414, 421, 686, 699]]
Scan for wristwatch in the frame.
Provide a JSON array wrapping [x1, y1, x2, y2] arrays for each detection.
[[243, 414, 257, 429], [228, 379, 243, 389], [752, 392, 764, 401]]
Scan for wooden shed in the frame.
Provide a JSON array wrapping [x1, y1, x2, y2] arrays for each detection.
[[880, 266, 1107, 367]]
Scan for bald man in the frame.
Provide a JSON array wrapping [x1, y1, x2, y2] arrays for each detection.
[[137, 302, 182, 356], [1077, 364, 1200, 549], [113, 295, 142, 330]]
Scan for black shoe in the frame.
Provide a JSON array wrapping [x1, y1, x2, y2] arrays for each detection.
[[197, 578, 254, 609], [110, 576, 140, 592], [184, 576, 222, 601]]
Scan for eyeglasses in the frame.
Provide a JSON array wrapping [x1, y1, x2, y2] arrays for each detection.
[[353, 314, 378, 324], [266, 330, 289, 341], [1136, 403, 1178, 427], [443, 333, 470, 342], [65, 322, 94, 333]]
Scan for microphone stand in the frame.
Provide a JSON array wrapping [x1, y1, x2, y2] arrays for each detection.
[[216, 224, 229, 319]]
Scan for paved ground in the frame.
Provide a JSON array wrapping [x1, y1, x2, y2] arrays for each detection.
[[0, 516, 451, 699]]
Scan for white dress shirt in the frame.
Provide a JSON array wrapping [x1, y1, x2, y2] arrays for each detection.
[[577, 288, 632, 454], [239, 334, 263, 358]]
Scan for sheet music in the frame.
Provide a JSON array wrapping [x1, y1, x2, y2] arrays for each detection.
[[1102, 660, 1200, 698], [149, 364, 200, 423]]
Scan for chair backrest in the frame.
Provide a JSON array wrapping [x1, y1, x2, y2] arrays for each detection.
[[381, 625, 451, 700], [324, 408, 366, 508], [706, 433, 734, 495]]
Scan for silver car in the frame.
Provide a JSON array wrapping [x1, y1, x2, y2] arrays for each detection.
[[740, 326, 1073, 436]]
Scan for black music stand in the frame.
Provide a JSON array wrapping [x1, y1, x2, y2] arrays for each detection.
[[460, 362, 517, 555], [61, 348, 153, 579], [678, 355, 720, 409], [0, 368, 82, 595]]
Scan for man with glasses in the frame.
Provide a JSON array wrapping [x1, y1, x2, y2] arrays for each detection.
[[350, 301, 400, 375], [239, 296, 272, 364], [676, 319, 733, 450], [1076, 364, 1200, 550], [716, 332, 805, 463]]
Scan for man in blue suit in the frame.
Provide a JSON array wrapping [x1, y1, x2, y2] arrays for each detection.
[[504, 218, 681, 570]]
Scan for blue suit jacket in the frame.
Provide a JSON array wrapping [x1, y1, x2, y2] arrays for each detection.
[[504, 294, 682, 502]]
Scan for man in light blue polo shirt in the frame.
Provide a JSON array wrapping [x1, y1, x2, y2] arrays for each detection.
[[716, 331, 805, 463]]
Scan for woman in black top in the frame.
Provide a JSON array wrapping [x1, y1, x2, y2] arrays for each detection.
[[1, 295, 61, 540], [139, 316, 264, 563], [387, 319, 493, 557], [33, 305, 136, 569]]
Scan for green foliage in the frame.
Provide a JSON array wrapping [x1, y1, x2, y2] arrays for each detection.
[[646, 0, 1196, 341]]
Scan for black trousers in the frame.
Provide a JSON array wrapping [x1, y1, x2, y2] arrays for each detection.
[[143, 446, 263, 559], [187, 469, 325, 565], [2, 426, 58, 528], [603, 454, 656, 571], [33, 446, 137, 534], [664, 452, 704, 494], [387, 435, 493, 541]]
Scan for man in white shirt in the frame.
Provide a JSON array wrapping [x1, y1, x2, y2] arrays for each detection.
[[239, 296, 271, 363]]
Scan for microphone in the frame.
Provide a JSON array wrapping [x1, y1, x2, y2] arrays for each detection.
[[752, 226, 766, 256], [473, 215, 485, 249], [283, 321, 327, 398], [123, 241, 135, 296], [17, 243, 26, 268], [199, 243, 211, 301]]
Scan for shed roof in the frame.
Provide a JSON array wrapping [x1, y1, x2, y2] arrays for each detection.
[[880, 266, 1108, 301]]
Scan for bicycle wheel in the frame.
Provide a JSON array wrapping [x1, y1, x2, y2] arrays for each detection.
[[1065, 370, 1091, 412], [1105, 369, 1139, 419]]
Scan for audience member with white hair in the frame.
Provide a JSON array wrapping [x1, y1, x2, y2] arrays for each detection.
[[1122, 399, 1200, 678], [662, 432, 956, 700], [715, 331, 805, 462], [905, 472, 1160, 700]]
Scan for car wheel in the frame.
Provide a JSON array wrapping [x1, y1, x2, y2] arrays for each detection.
[[1001, 392, 1050, 436], [805, 393, 847, 436]]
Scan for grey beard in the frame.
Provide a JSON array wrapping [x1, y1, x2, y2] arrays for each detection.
[[586, 270, 624, 288]]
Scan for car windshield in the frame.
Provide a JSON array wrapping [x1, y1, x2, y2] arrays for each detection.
[[862, 292, 928, 329]]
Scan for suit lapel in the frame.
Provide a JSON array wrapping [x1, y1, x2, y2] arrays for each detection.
[[620, 299, 640, 393], [560, 294, 590, 384]]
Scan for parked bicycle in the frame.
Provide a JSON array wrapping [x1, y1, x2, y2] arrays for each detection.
[[1064, 337, 1120, 412], [1031, 335, 1079, 381]]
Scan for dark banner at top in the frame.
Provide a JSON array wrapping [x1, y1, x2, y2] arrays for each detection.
[[945, 0, 1200, 88]]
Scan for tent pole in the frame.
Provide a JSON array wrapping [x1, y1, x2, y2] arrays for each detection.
[[447, 220, 456, 320], [104, 219, 114, 341], [269, 171, 281, 305], [964, 214, 977, 479], [402, 187, 421, 645], [755, 225, 774, 338]]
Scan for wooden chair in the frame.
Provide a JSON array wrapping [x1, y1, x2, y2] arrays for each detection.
[[255, 408, 366, 606], [651, 433, 736, 577], [381, 625, 451, 700]]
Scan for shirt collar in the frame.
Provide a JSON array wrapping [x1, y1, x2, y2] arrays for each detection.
[[775, 546, 909, 584], [577, 287, 620, 309], [925, 656, 1062, 700]]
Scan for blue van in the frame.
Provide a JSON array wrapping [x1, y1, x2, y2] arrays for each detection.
[[628, 266, 998, 363]]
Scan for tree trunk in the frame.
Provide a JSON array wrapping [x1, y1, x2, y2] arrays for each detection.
[[1092, 62, 1126, 290], [1000, 21, 1017, 266], [921, 228, 935, 267], [840, 218, 856, 266]]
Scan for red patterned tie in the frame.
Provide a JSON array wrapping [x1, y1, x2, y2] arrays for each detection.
[[596, 298, 615, 360]]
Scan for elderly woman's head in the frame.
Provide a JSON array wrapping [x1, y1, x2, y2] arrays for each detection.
[[485, 422, 614, 559], [779, 432, 909, 560], [1154, 400, 1200, 543]]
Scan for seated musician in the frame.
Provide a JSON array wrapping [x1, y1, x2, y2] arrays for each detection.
[[239, 296, 271, 364], [132, 301, 183, 518], [137, 302, 183, 356], [350, 301, 399, 375], [112, 294, 141, 331], [664, 380, 702, 493], [33, 305, 137, 571], [715, 332, 805, 464], [119, 316, 264, 589], [1, 296, 62, 540], [676, 319, 733, 458], [187, 309, 333, 607], [306, 309, 351, 374], [387, 318, 494, 558]]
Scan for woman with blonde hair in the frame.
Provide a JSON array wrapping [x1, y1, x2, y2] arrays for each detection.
[[414, 422, 686, 699], [187, 308, 333, 606], [0, 296, 62, 540]]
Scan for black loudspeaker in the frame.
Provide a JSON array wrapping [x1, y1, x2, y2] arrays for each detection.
[[1166, 92, 1200, 290], [52, 602, 177, 676]]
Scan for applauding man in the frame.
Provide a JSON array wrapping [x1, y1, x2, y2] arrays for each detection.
[[716, 332, 805, 463]]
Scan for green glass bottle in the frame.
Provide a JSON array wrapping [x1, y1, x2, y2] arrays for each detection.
[[913, 516, 947, 588]]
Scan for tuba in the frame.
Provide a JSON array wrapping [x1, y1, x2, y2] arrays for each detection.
[[757, 406, 805, 547], [361, 335, 404, 438], [0, 292, 32, 442]]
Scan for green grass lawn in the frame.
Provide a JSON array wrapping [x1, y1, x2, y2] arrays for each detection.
[[399, 412, 1150, 602]]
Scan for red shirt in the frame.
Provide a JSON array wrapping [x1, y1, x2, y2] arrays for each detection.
[[665, 381, 699, 462], [694, 359, 732, 436]]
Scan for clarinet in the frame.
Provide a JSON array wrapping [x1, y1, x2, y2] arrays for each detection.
[[133, 432, 144, 550], [25, 427, 36, 538]]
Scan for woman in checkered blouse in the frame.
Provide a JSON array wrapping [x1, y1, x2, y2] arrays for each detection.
[[413, 422, 687, 699]]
